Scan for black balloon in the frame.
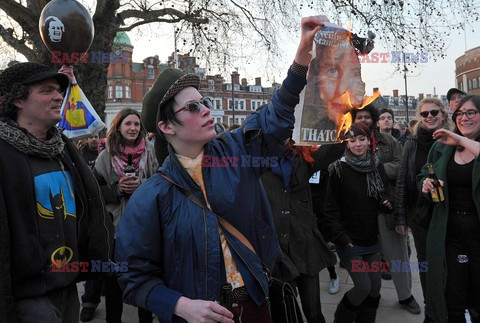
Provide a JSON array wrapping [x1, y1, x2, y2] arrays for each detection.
[[39, 0, 94, 55]]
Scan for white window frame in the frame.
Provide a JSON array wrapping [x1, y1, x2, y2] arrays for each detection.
[[125, 85, 131, 99], [115, 85, 123, 98], [148, 65, 154, 80], [227, 98, 246, 111], [213, 98, 222, 110], [249, 85, 262, 93], [250, 99, 264, 111], [208, 79, 215, 91], [229, 116, 247, 125]]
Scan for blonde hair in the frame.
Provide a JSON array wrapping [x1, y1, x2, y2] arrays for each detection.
[[414, 98, 453, 135]]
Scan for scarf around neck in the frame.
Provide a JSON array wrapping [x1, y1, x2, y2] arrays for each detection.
[[111, 138, 147, 178], [331, 149, 385, 199], [0, 118, 64, 158], [416, 126, 435, 149]]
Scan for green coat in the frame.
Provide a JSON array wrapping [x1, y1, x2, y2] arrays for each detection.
[[418, 141, 480, 323]]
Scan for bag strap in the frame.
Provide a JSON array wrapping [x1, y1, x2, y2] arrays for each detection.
[[160, 173, 207, 209], [160, 173, 257, 255], [217, 216, 256, 255]]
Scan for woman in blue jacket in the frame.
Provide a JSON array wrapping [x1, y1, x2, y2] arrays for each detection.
[[115, 15, 329, 323]]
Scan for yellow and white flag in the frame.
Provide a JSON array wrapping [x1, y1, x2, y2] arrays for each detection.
[[58, 83, 105, 138]]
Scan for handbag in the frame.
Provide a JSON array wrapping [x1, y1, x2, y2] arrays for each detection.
[[159, 173, 302, 322], [268, 277, 302, 323]]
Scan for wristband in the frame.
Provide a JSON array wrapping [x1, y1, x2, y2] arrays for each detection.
[[290, 61, 309, 77]]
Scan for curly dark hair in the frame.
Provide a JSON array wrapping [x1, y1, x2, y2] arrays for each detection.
[[350, 104, 379, 130], [0, 84, 31, 120]]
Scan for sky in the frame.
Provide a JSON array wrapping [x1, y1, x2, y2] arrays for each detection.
[[359, 26, 478, 98], [2, 2, 478, 99], [126, 11, 480, 99]]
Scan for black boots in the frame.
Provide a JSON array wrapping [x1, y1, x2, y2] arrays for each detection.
[[334, 293, 381, 323], [356, 295, 381, 323], [334, 294, 360, 323]]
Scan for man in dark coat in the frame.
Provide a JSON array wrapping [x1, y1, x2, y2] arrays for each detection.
[[80, 134, 100, 168], [261, 143, 338, 323], [0, 62, 113, 322]]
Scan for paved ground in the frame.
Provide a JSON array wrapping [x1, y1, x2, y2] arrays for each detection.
[[78, 230, 471, 322]]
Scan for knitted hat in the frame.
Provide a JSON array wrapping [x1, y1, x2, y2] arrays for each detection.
[[446, 88, 467, 102], [0, 62, 69, 96], [142, 68, 200, 132]]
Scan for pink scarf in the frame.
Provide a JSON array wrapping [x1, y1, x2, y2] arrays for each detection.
[[112, 139, 147, 178]]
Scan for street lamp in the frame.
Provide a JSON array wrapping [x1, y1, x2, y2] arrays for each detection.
[[403, 59, 409, 124], [231, 72, 235, 126], [230, 68, 238, 125]]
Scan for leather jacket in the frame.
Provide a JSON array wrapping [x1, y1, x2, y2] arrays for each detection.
[[394, 136, 418, 226]]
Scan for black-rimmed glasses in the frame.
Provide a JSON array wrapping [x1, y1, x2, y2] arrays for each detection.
[[419, 110, 440, 118], [453, 109, 479, 120], [174, 97, 213, 114]]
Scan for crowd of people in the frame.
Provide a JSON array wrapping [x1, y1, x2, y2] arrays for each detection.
[[0, 14, 479, 323]]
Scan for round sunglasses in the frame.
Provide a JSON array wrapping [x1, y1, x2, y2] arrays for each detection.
[[419, 109, 440, 118], [174, 97, 213, 114], [453, 109, 479, 120]]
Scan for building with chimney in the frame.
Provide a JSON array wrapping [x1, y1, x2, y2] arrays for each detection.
[[105, 32, 272, 129]]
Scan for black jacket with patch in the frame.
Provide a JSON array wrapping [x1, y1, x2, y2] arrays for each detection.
[[0, 133, 113, 322]]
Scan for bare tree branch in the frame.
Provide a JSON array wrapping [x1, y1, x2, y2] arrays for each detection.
[[229, 0, 271, 49], [0, 24, 36, 61], [0, 0, 37, 29], [1, 0, 478, 118], [118, 8, 208, 25], [25, 0, 48, 14]]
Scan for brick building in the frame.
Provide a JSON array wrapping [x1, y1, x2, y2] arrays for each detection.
[[108, 32, 459, 130], [455, 45, 480, 96], [105, 32, 272, 128], [105, 32, 167, 127]]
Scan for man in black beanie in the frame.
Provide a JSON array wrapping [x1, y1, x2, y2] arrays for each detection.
[[0, 62, 113, 322], [446, 87, 466, 113]]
